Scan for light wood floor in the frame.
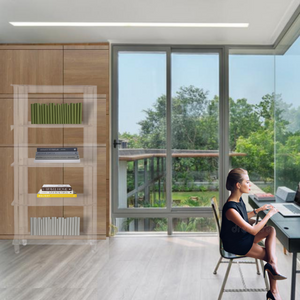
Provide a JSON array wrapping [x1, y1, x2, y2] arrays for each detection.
[[0, 236, 298, 300]]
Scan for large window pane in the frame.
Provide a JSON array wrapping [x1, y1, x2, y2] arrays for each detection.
[[275, 37, 300, 190], [118, 52, 167, 209], [171, 53, 219, 207], [229, 55, 275, 194]]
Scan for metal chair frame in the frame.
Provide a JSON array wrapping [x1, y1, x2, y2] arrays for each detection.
[[211, 197, 269, 300]]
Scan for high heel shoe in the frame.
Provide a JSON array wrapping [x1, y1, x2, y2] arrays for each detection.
[[266, 290, 275, 300], [264, 263, 287, 280]]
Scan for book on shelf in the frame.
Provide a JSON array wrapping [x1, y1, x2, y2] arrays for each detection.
[[37, 192, 77, 198], [34, 148, 80, 163], [253, 193, 276, 201], [37, 148, 78, 152], [38, 189, 74, 194], [42, 185, 72, 191], [30, 217, 80, 236]]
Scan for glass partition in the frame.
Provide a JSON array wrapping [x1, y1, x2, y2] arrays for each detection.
[[229, 55, 275, 194], [171, 52, 220, 207], [275, 36, 300, 190]]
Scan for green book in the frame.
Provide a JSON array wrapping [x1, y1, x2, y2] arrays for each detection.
[[58, 104, 60, 124], [50, 103, 52, 124], [45, 104, 47, 124], [41, 104, 44, 124], [37, 103, 40, 124], [31, 104, 34, 124], [71, 103, 73, 124], [75, 103, 77, 124], [79, 102, 82, 124]]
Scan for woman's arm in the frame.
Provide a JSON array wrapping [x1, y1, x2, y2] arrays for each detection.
[[226, 207, 278, 236], [247, 204, 274, 223]]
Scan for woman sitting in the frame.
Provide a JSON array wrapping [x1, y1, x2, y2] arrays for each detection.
[[220, 168, 286, 300]]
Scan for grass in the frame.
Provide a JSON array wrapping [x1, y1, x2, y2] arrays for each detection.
[[172, 191, 219, 206]]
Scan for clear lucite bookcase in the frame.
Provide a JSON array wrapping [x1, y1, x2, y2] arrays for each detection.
[[11, 85, 100, 253]]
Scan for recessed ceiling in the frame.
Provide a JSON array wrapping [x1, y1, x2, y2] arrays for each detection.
[[0, 0, 299, 45]]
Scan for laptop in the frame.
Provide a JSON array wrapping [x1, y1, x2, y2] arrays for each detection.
[[271, 183, 300, 217]]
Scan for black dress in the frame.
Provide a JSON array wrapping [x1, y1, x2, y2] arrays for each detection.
[[220, 198, 255, 255]]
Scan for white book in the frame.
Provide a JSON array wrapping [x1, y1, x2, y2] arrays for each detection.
[[45, 218, 47, 235], [74, 217, 77, 236], [55, 217, 57, 235], [58, 218, 61, 235], [33, 218, 35, 235], [61, 218, 64, 236], [77, 217, 80, 235], [42, 184, 72, 187], [71, 217, 74, 235], [38, 217, 41, 235], [30, 217, 33, 235], [66, 218, 69, 235], [38, 189, 74, 194], [41, 218, 44, 235]]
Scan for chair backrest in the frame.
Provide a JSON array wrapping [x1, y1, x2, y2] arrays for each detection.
[[211, 196, 225, 257], [211, 196, 221, 235]]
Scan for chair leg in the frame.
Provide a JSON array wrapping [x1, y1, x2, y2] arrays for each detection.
[[259, 259, 269, 291], [213, 256, 223, 274], [255, 258, 260, 275], [218, 259, 233, 300]]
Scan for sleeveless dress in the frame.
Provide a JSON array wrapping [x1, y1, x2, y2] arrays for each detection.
[[220, 198, 254, 255]]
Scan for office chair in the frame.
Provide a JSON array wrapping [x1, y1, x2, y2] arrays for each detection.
[[211, 197, 269, 300]]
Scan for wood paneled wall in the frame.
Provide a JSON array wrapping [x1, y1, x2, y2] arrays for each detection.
[[0, 44, 109, 239]]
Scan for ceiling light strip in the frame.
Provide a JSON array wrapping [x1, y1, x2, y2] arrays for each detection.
[[10, 22, 249, 28]]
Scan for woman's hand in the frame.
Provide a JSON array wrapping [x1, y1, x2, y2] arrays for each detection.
[[260, 204, 274, 211], [267, 207, 279, 217]]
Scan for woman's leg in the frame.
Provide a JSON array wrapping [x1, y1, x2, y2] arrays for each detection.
[[253, 226, 279, 274], [246, 228, 282, 300]]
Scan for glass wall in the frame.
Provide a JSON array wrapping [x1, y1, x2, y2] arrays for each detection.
[[275, 36, 300, 190], [229, 55, 275, 194], [118, 52, 167, 209], [171, 52, 219, 207]]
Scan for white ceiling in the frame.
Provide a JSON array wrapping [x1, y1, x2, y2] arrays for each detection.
[[0, 0, 300, 45]]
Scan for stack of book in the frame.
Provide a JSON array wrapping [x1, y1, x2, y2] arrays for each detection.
[[31, 102, 82, 124], [253, 193, 275, 201], [37, 184, 77, 198], [30, 217, 80, 236], [34, 147, 80, 163]]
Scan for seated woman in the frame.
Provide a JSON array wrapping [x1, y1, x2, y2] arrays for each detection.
[[220, 168, 286, 300]]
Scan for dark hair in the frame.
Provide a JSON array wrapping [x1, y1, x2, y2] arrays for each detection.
[[226, 168, 248, 192]]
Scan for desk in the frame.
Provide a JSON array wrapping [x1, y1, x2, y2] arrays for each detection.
[[249, 195, 300, 300]]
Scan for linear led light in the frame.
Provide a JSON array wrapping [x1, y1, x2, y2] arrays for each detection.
[[9, 22, 249, 28]]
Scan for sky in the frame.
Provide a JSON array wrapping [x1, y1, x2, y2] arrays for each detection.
[[118, 37, 300, 135]]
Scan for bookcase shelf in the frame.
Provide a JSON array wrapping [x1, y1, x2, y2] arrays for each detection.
[[12, 85, 99, 254], [11, 158, 95, 167]]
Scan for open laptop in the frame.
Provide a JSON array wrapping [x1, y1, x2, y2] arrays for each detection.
[[271, 183, 300, 217]]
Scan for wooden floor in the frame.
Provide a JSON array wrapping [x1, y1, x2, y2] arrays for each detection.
[[0, 236, 298, 300]]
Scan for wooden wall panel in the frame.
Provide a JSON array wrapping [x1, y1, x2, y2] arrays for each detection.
[[13, 50, 63, 86], [64, 50, 109, 95], [0, 99, 13, 146], [0, 50, 13, 93], [0, 44, 109, 238], [0, 148, 14, 234]]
